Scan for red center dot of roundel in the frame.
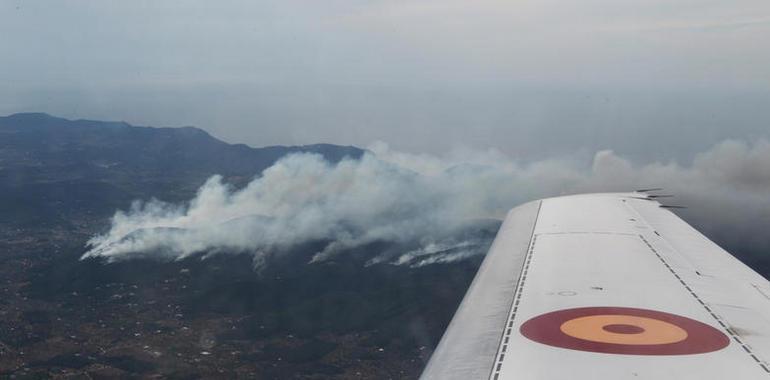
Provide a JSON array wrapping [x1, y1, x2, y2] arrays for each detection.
[[602, 324, 645, 334]]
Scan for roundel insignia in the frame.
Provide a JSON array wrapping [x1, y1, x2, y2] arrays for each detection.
[[519, 307, 729, 355]]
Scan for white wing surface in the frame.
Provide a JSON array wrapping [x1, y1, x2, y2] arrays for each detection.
[[421, 192, 770, 379]]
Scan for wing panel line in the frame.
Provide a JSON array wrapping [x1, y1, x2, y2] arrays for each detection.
[[419, 199, 542, 380], [488, 200, 542, 380], [625, 198, 770, 373], [638, 233, 770, 373]]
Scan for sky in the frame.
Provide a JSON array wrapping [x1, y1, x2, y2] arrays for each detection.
[[1, 0, 769, 161]]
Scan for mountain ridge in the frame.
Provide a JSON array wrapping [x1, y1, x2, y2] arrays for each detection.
[[0, 112, 366, 225], [0, 112, 364, 160]]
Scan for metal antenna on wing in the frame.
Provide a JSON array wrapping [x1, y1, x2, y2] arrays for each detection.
[[633, 188, 685, 208], [659, 204, 687, 209], [635, 187, 664, 193]]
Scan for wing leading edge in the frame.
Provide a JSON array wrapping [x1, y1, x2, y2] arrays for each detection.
[[421, 193, 770, 379]]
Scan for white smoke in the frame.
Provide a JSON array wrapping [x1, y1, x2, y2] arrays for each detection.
[[388, 240, 490, 268], [83, 139, 770, 267]]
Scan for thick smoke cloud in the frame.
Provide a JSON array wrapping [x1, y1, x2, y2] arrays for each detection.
[[84, 139, 770, 268]]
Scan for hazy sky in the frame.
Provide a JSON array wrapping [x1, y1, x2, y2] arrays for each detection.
[[2, 0, 769, 161]]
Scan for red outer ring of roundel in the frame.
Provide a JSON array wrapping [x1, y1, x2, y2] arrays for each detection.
[[519, 307, 730, 355]]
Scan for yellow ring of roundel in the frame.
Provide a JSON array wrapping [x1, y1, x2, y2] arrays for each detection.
[[560, 315, 688, 345]]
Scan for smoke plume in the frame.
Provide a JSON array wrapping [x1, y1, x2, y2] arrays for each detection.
[[83, 139, 770, 268]]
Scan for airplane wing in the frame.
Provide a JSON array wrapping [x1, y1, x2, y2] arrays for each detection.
[[420, 192, 770, 379]]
